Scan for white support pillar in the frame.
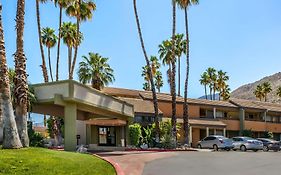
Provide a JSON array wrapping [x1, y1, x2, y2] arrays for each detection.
[[206, 127, 209, 136], [223, 128, 226, 137], [213, 108, 217, 119], [64, 103, 77, 151], [189, 126, 193, 146]]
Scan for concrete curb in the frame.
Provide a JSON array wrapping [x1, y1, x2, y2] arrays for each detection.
[[125, 148, 198, 152], [93, 154, 125, 175]]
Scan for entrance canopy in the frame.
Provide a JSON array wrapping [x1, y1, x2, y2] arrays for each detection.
[[31, 80, 134, 151]]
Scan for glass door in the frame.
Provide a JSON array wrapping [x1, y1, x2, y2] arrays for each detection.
[[98, 127, 116, 146]]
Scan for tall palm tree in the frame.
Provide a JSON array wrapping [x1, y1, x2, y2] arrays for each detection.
[[217, 70, 229, 101], [78, 52, 115, 90], [155, 71, 163, 93], [60, 22, 82, 76], [206, 67, 216, 100], [254, 85, 264, 101], [176, 0, 199, 145], [14, 0, 29, 147], [220, 84, 231, 101], [36, 0, 49, 83], [133, 0, 160, 140], [262, 82, 272, 102], [276, 86, 281, 99], [174, 33, 186, 96], [141, 65, 151, 90], [199, 72, 209, 100], [0, 4, 23, 149], [42, 27, 58, 82], [170, 0, 178, 145], [159, 40, 173, 90], [66, 0, 96, 80], [54, 0, 71, 81]]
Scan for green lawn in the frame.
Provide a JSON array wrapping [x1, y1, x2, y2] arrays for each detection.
[[0, 147, 116, 175]]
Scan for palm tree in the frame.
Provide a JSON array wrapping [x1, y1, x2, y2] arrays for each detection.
[[170, 0, 178, 145], [36, 0, 49, 83], [54, 0, 71, 81], [133, 0, 160, 140], [254, 85, 264, 101], [42, 27, 58, 82], [220, 84, 231, 101], [0, 4, 23, 149], [199, 72, 209, 100], [141, 65, 151, 90], [60, 22, 83, 77], [206, 67, 216, 100], [155, 71, 163, 93], [13, 0, 29, 147], [174, 33, 186, 96], [78, 52, 115, 90], [277, 87, 281, 98], [176, 0, 199, 146], [66, 0, 96, 80], [217, 70, 229, 101], [159, 40, 173, 90], [262, 82, 272, 102]]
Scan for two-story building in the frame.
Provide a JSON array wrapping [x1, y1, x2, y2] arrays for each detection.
[[102, 87, 281, 147]]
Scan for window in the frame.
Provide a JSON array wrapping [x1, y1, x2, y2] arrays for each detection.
[[200, 109, 206, 117], [249, 114, 254, 120], [216, 111, 223, 118]]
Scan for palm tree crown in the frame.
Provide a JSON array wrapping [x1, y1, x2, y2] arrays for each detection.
[[42, 27, 57, 49], [78, 52, 115, 90], [60, 22, 82, 47]]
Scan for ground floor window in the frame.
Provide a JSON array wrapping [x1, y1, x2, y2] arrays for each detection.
[[98, 126, 116, 146]]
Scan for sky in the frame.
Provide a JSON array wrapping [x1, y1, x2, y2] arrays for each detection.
[[2, 0, 281, 100]]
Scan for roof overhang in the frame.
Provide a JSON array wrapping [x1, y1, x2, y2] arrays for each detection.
[[32, 80, 134, 119]]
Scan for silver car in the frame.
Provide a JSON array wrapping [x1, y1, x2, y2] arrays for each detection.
[[197, 135, 234, 151], [232, 137, 263, 152]]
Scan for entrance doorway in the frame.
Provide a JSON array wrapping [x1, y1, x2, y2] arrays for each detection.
[[98, 126, 116, 146]]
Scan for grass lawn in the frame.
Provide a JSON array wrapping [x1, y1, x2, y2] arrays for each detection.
[[0, 147, 116, 175]]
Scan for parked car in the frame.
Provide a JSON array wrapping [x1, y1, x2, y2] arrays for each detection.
[[257, 138, 280, 152], [232, 137, 263, 152], [197, 135, 234, 151]]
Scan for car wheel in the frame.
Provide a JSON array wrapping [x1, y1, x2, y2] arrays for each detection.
[[240, 145, 247, 152], [263, 146, 269, 152], [197, 144, 202, 149], [253, 149, 258, 152], [213, 144, 218, 151], [226, 148, 231, 151]]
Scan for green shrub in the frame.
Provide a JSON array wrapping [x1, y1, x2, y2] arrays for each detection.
[[242, 129, 253, 137], [28, 122, 44, 147], [129, 123, 142, 146], [263, 131, 273, 139]]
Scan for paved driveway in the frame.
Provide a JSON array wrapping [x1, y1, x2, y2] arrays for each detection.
[[143, 151, 281, 175]]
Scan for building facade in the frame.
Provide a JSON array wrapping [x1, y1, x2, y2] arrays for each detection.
[[103, 87, 281, 147]]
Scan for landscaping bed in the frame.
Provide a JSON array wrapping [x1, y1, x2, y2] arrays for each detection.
[[0, 147, 116, 175]]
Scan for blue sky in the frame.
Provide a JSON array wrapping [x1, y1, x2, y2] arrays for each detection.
[[2, 0, 281, 100]]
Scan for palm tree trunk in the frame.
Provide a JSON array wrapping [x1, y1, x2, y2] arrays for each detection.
[[170, 1, 177, 145], [0, 5, 23, 148], [204, 85, 207, 100], [36, 0, 48, 83], [133, 0, 160, 141], [213, 88, 216, 100], [209, 87, 212, 100], [48, 48, 54, 82], [265, 94, 267, 102], [14, 0, 29, 147], [56, 6, 63, 81], [183, 7, 190, 145], [69, 0, 81, 80], [178, 56, 181, 96], [68, 47, 72, 77]]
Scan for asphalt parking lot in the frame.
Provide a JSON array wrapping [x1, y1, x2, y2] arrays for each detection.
[[143, 151, 281, 175]]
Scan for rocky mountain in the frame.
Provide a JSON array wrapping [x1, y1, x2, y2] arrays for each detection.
[[231, 72, 281, 103]]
